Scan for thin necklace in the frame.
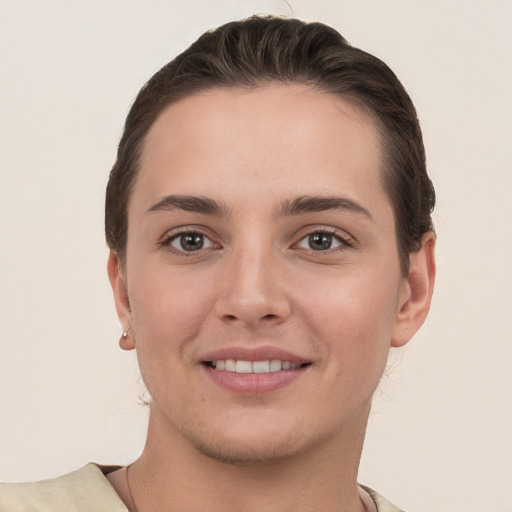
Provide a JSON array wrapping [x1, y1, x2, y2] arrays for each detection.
[[125, 464, 140, 512]]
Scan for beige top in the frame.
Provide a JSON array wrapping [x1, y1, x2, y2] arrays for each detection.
[[0, 464, 406, 512]]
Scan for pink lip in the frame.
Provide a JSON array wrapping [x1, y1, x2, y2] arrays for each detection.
[[199, 346, 311, 395], [202, 365, 308, 395], [200, 346, 308, 365]]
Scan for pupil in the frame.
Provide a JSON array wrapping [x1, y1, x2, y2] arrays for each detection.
[[309, 233, 332, 250], [181, 233, 203, 251]]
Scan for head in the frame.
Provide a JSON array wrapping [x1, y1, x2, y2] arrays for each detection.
[[105, 16, 436, 466], [105, 16, 435, 275]]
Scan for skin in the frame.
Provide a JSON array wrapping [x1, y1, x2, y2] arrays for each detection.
[[107, 84, 435, 511]]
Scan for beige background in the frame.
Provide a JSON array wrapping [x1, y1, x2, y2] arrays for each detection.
[[0, 1, 511, 511]]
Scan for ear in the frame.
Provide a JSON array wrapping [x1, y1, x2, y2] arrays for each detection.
[[107, 250, 135, 351], [391, 231, 436, 347]]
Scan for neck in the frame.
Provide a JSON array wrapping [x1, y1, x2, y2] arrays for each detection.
[[127, 405, 369, 512]]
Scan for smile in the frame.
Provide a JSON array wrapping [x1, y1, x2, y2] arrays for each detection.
[[205, 360, 306, 373]]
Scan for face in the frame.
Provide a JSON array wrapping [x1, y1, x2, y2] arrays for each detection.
[[110, 84, 433, 464]]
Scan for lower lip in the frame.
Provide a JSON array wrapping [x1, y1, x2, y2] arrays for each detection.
[[203, 365, 308, 395]]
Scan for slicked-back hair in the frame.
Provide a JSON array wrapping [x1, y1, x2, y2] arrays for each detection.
[[105, 16, 435, 274]]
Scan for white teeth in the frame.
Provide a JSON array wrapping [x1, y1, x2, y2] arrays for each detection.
[[235, 360, 253, 373], [210, 359, 303, 373], [269, 359, 282, 372], [252, 360, 270, 373]]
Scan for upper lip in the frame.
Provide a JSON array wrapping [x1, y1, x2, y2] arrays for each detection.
[[199, 346, 309, 365]]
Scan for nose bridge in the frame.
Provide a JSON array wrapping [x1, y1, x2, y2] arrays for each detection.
[[216, 234, 290, 325]]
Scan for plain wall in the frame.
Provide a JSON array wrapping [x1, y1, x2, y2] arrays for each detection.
[[0, 1, 511, 511]]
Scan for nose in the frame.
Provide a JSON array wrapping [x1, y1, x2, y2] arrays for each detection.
[[215, 243, 291, 329]]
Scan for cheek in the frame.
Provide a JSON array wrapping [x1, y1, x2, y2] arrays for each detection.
[[128, 264, 217, 357], [296, 266, 401, 363], [127, 272, 214, 404]]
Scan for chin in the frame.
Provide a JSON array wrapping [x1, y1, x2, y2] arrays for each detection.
[[174, 410, 336, 467], [188, 430, 310, 466]]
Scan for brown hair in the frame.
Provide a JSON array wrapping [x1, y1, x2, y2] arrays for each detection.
[[105, 16, 435, 273]]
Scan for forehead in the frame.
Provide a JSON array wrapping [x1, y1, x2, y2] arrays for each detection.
[[134, 84, 387, 214]]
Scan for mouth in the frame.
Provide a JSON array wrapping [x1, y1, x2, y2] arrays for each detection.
[[200, 348, 312, 394], [203, 359, 311, 373]]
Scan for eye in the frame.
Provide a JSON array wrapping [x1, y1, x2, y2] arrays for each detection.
[[166, 232, 216, 252], [295, 230, 349, 251]]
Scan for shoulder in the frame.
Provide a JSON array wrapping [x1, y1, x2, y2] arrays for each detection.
[[361, 485, 409, 512], [0, 464, 128, 512]]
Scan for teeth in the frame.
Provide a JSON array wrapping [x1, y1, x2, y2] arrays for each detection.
[[209, 359, 302, 373], [252, 360, 270, 373], [269, 359, 282, 372], [235, 360, 253, 373]]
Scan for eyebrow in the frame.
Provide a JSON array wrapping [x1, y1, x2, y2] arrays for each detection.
[[146, 195, 232, 217], [277, 195, 373, 219], [145, 194, 372, 220]]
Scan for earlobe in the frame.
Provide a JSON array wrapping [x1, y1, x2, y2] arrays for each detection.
[[107, 250, 135, 351], [391, 232, 436, 347]]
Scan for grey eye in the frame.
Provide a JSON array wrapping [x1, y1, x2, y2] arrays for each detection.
[[296, 232, 344, 251], [308, 233, 333, 250]]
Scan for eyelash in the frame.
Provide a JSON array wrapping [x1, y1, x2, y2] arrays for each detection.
[[160, 227, 354, 255], [161, 229, 219, 255], [294, 228, 354, 253]]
